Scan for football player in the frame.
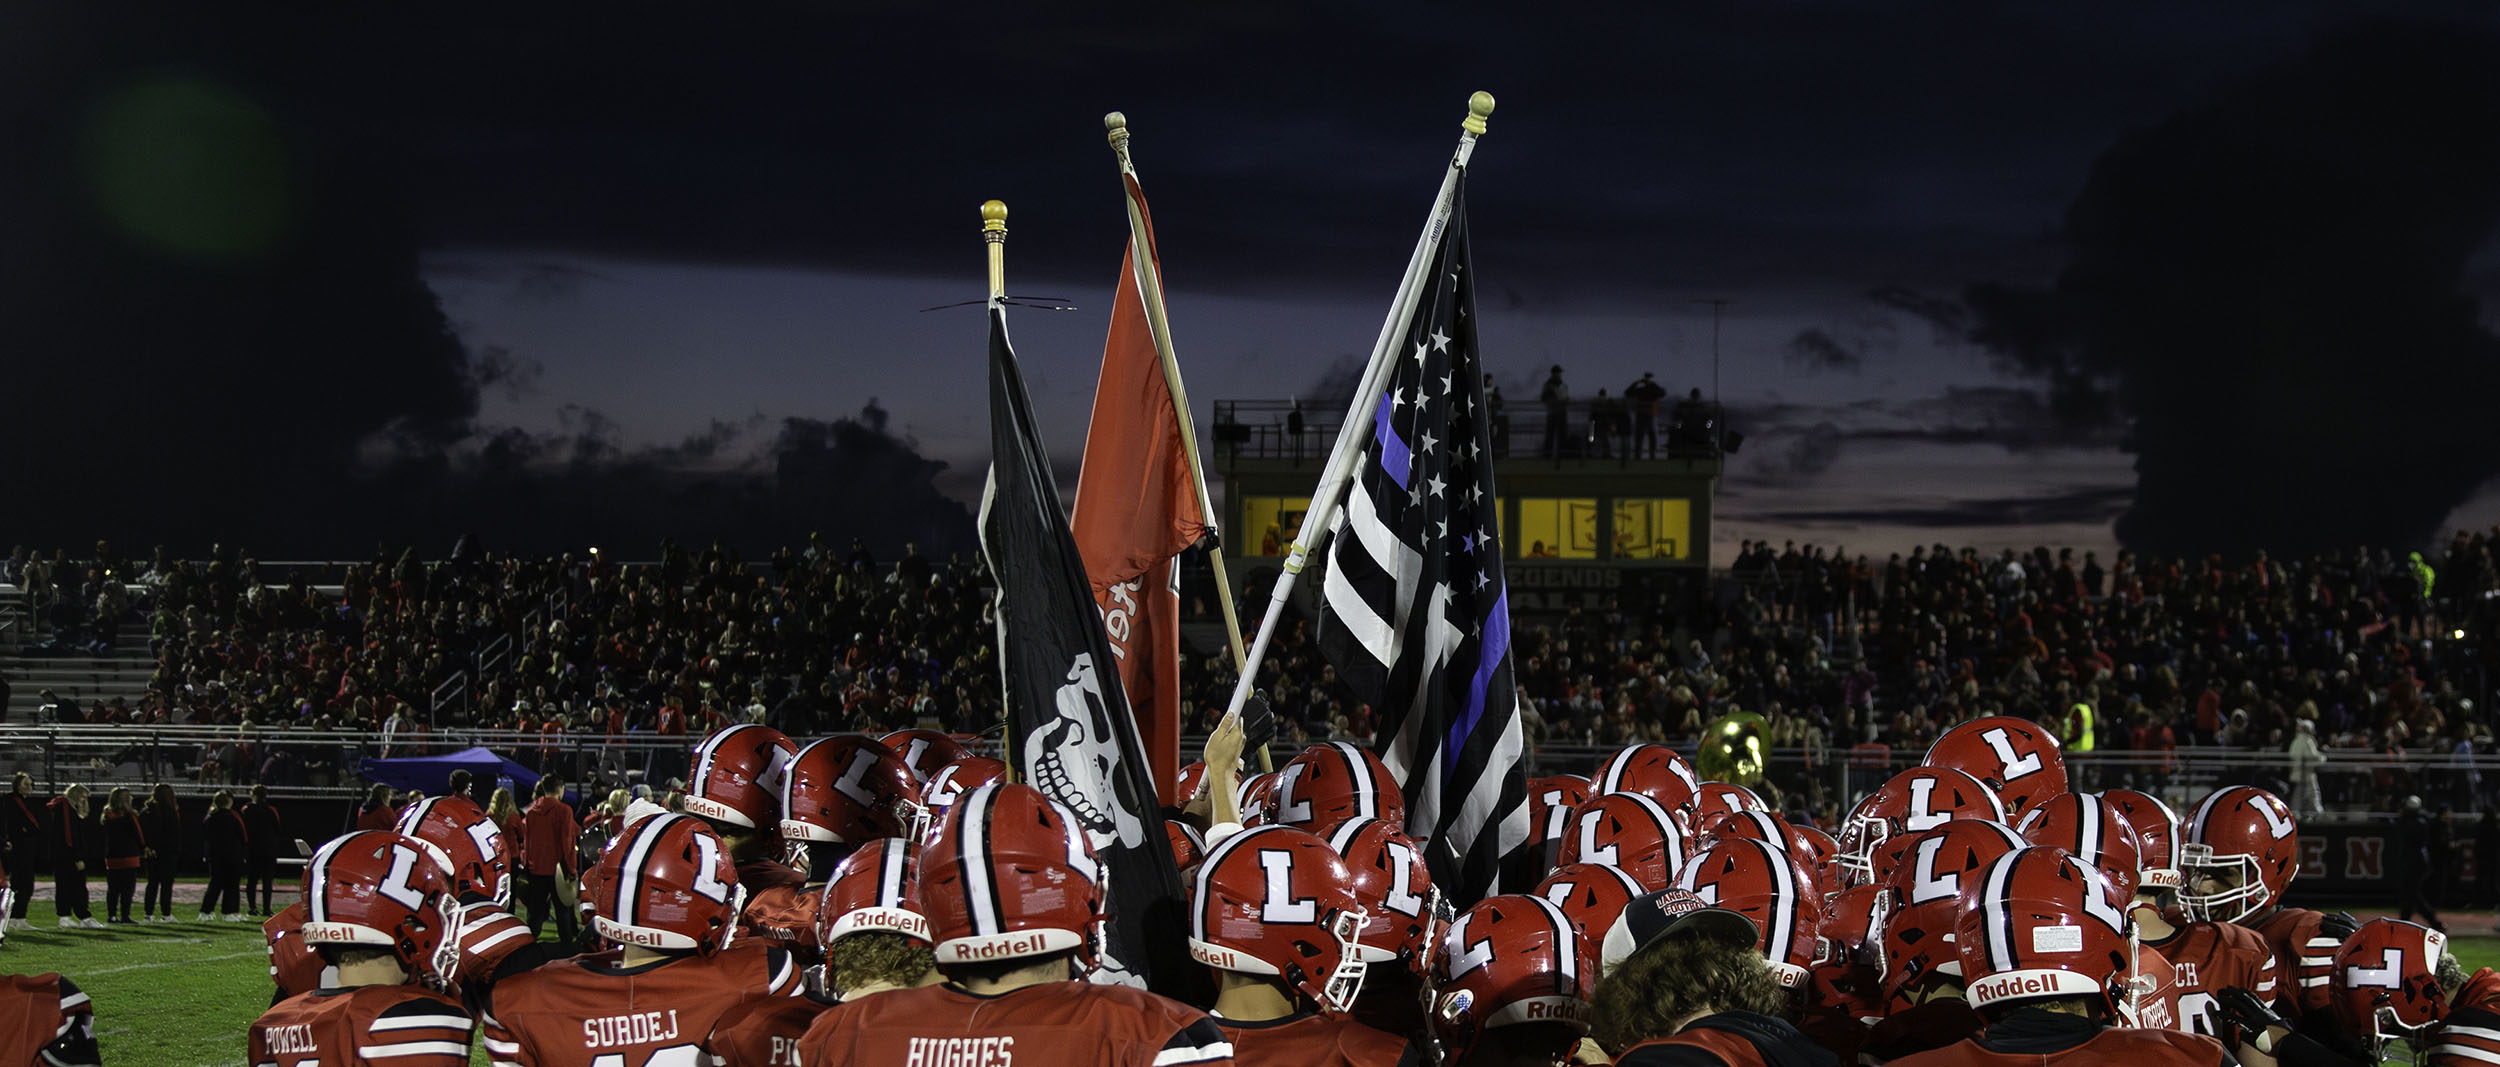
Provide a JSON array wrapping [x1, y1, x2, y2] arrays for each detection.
[[2016, 791, 2177, 1030], [1835, 768, 2004, 890], [1672, 838, 1823, 994], [1327, 816, 1442, 1048], [0, 855, 99, 1067], [1889, 847, 2231, 1066], [480, 814, 803, 1067], [705, 837, 933, 1065], [2218, 916, 2493, 1067], [1526, 776, 1594, 872], [1860, 820, 2028, 1063], [1590, 900, 1830, 1066], [2182, 787, 2342, 1035], [2102, 788, 2279, 1040], [248, 831, 474, 1067], [1430, 895, 1597, 1067], [1534, 863, 1648, 968], [750, 735, 920, 953], [1924, 716, 2068, 821], [879, 728, 969, 786], [1557, 792, 1690, 891], [793, 783, 1234, 1065], [680, 725, 807, 904], [1191, 825, 1420, 1065], [1593, 744, 1702, 824], [272, 797, 549, 1004]]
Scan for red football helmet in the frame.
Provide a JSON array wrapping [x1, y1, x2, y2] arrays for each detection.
[[2180, 786, 2300, 923], [1556, 792, 1689, 891], [682, 723, 798, 834], [1190, 825, 1370, 1013], [1956, 846, 2134, 1018], [917, 783, 1102, 966], [1527, 775, 1595, 870], [1838, 767, 2005, 889], [1271, 742, 1405, 832], [881, 729, 971, 785], [1431, 894, 1594, 1064], [582, 813, 744, 955], [1325, 817, 1441, 975], [1812, 884, 1890, 1021], [917, 756, 1009, 840], [1167, 820, 1208, 874], [394, 794, 515, 907], [1925, 716, 2068, 818], [816, 837, 928, 946], [2017, 792, 2148, 901], [1693, 782, 1769, 826], [2329, 918, 2454, 1059], [1701, 810, 1826, 899], [1792, 824, 1839, 875], [1875, 819, 2029, 1006], [1240, 772, 1279, 827], [301, 831, 462, 981], [1593, 745, 1700, 816], [2101, 788, 2184, 892], [780, 736, 922, 847], [1673, 837, 1823, 989], [1533, 862, 1647, 967]]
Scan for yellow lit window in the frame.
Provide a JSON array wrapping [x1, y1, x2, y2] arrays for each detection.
[[1612, 498, 1691, 560], [1515, 498, 1598, 559], [1242, 497, 1312, 557]]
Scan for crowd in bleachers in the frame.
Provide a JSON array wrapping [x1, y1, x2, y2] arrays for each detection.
[[7, 530, 2498, 815]]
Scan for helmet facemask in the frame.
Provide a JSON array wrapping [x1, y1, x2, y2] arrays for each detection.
[[2177, 844, 2269, 923]]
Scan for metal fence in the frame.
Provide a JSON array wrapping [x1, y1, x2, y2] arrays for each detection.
[[6, 725, 2478, 821]]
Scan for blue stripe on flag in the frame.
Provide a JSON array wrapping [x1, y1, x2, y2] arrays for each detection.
[[1373, 391, 1411, 490], [1448, 589, 1510, 758]]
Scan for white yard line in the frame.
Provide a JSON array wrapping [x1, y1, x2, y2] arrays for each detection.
[[82, 949, 264, 975]]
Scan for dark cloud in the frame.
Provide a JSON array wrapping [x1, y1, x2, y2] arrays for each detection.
[[1931, 19, 2500, 555], [1783, 329, 1863, 374], [1754, 486, 2134, 530]]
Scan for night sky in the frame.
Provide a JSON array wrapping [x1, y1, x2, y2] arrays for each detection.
[[6, 2, 2499, 561]]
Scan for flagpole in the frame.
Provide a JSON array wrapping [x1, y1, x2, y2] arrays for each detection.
[[1216, 91, 1495, 733], [983, 197, 1018, 783], [1103, 112, 1265, 769]]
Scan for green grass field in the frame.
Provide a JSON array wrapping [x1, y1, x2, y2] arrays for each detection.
[[14, 898, 2499, 1066]]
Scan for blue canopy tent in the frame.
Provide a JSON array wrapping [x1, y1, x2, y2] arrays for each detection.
[[356, 746, 542, 799]]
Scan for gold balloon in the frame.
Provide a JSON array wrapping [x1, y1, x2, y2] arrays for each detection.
[[1696, 711, 1768, 787]]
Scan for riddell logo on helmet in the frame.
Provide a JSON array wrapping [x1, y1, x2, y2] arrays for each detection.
[[948, 932, 1055, 961], [1970, 973, 2064, 1002], [1190, 944, 1243, 969]]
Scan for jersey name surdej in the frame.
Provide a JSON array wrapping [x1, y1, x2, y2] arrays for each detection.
[[582, 1009, 683, 1048]]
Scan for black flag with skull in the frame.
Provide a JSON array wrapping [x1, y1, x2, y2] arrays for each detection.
[[977, 305, 1201, 1001]]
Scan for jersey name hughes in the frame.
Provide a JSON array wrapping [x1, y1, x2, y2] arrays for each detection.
[[905, 1035, 1017, 1067], [582, 1009, 682, 1048], [263, 1023, 318, 1054]]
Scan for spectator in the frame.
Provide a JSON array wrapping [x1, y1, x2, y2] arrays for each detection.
[[2288, 720, 2325, 814], [48, 783, 99, 929], [446, 768, 473, 804], [353, 783, 396, 834], [488, 785, 522, 843], [240, 783, 285, 917], [200, 789, 247, 922], [2, 773, 41, 932], [1588, 387, 1621, 457], [1539, 364, 1569, 458], [141, 783, 181, 923], [519, 776, 579, 943], [1624, 372, 1667, 458], [100, 787, 143, 924]]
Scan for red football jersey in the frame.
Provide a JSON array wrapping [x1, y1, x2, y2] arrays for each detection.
[[480, 943, 801, 1067], [2245, 907, 2335, 1015], [1216, 1012, 1420, 1066], [2128, 942, 2180, 1032], [0, 974, 97, 1067], [736, 883, 820, 956], [267, 903, 337, 1001], [796, 980, 1235, 1066], [737, 859, 808, 896], [704, 990, 841, 1067], [2149, 921, 2276, 1038], [450, 902, 539, 987], [250, 984, 473, 1067], [2433, 1006, 2500, 1066], [1888, 1026, 2227, 1067], [1858, 999, 1983, 1064]]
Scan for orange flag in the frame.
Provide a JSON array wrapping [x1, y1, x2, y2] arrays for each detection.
[[1072, 176, 1211, 806]]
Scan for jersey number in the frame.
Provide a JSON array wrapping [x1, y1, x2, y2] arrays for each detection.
[[589, 1047, 703, 1067]]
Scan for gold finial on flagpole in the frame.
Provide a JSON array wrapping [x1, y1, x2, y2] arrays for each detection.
[[1462, 91, 1495, 135], [1104, 111, 1130, 150], [982, 200, 1008, 301]]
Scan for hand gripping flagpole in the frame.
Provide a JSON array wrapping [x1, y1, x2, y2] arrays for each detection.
[[1215, 91, 1495, 735], [1105, 112, 1268, 770]]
